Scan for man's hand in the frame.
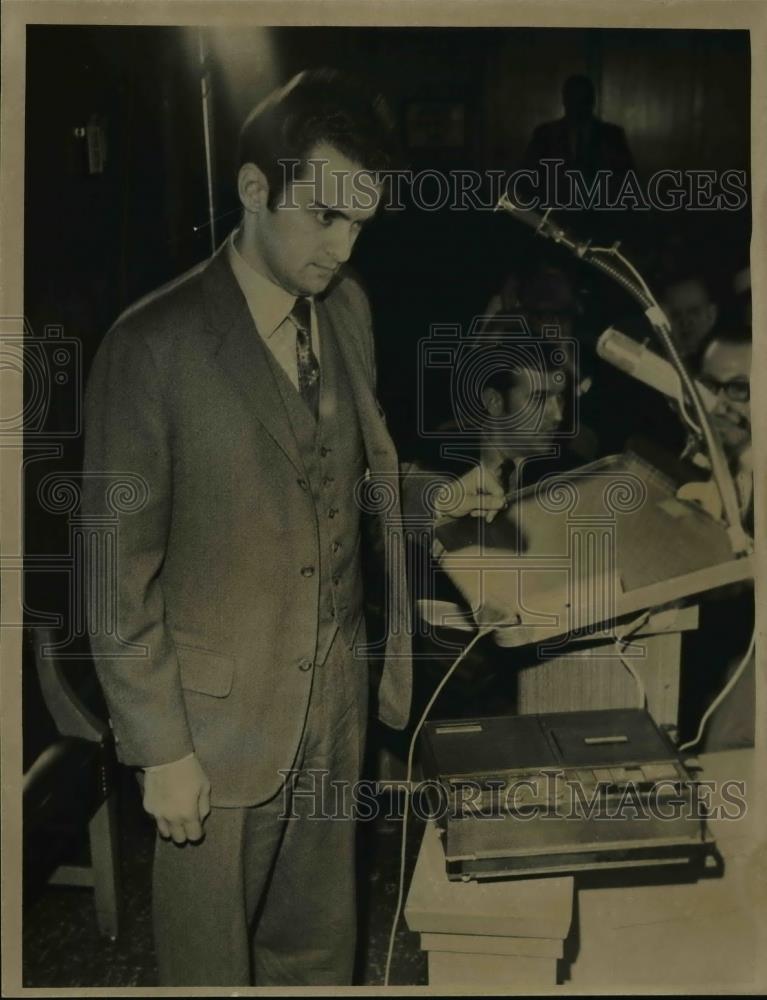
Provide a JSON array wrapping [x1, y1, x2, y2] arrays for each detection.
[[432, 464, 507, 524], [142, 753, 212, 844]]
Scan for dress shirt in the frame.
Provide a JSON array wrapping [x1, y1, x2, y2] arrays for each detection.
[[227, 229, 320, 389]]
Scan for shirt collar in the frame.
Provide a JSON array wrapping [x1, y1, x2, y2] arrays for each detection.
[[227, 228, 306, 339]]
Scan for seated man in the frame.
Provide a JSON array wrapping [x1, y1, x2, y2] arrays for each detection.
[[403, 328, 573, 539], [678, 333, 754, 752], [401, 330, 573, 717], [676, 333, 753, 526], [699, 335, 753, 520], [660, 271, 721, 368], [481, 264, 597, 461]]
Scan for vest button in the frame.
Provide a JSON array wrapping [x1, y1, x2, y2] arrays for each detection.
[[332, 576, 340, 587], [297, 477, 309, 490], [298, 658, 313, 672], [300, 565, 315, 577], [322, 476, 334, 486], [328, 507, 338, 519], [332, 541, 341, 553], [320, 446, 332, 457]]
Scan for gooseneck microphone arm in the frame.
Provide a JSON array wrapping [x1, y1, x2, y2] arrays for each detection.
[[495, 193, 751, 558]]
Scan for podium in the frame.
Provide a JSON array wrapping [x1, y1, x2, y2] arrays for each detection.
[[425, 451, 753, 726]]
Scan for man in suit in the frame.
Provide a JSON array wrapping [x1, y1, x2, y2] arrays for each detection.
[[522, 74, 635, 240], [523, 74, 635, 191], [83, 68, 503, 987]]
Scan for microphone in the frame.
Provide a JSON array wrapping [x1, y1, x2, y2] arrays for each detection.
[[597, 327, 720, 412], [495, 192, 588, 255]]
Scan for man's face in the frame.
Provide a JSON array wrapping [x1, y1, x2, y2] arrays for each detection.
[[485, 366, 567, 458], [507, 367, 566, 432], [662, 279, 718, 359], [253, 141, 382, 297], [700, 339, 751, 455]]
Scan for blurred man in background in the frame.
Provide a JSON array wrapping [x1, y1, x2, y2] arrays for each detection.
[[660, 272, 721, 368]]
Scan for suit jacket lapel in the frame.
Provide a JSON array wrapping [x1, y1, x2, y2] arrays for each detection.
[[202, 243, 305, 476], [317, 296, 398, 477]]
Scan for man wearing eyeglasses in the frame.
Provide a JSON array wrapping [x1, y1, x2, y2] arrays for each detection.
[[699, 335, 752, 520]]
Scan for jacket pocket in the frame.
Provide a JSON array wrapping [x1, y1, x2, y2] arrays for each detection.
[[175, 642, 235, 698]]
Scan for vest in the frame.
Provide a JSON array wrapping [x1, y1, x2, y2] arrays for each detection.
[[262, 307, 367, 666]]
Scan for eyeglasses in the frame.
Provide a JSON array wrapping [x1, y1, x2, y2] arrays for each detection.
[[699, 377, 750, 403]]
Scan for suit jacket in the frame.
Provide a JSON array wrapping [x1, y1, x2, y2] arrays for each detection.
[[524, 116, 634, 179], [82, 242, 412, 806]]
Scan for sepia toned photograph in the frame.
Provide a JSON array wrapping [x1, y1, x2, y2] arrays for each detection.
[[1, 1, 765, 994]]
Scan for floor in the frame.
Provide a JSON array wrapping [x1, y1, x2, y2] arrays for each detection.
[[22, 769, 428, 988]]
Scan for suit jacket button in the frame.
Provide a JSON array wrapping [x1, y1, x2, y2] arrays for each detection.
[[300, 565, 315, 577], [298, 658, 313, 672], [297, 477, 309, 490]]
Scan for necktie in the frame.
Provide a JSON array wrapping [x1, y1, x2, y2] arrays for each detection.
[[290, 296, 321, 420]]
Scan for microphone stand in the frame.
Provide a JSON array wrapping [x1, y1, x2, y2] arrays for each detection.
[[495, 194, 752, 558]]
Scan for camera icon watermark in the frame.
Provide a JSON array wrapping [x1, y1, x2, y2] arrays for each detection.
[[417, 315, 579, 445], [0, 316, 82, 439]]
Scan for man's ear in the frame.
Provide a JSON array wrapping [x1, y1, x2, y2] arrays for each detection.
[[481, 386, 505, 417], [238, 163, 270, 215], [707, 302, 719, 331]]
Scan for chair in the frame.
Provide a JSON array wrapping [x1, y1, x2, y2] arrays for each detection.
[[23, 626, 121, 939]]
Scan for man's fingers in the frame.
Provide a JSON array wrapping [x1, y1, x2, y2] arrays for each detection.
[[480, 495, 506, 510], [483, 480, 507, 502], [185, 819, 204, 843], [199, 784, 211, 823], [156, 817, 172, 839], [156, 813, 206, 844], [168, 821, 188, 845], [142, 754, 212, 844]]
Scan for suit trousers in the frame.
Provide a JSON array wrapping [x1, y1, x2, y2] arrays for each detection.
[[152, 624, 369, 986]]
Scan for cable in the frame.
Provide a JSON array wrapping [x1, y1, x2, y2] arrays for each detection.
[[197, 29, 217, 256], [678, 629, 756, 753], [677, 386, 704, 439], [610, 247, 655, 302], [613, 610, 651, 709], [617, 651, 646, 709], [383, 624, 494, 986]]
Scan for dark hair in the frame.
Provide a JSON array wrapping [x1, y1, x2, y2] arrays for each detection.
[[238, 68, 401, 209], [562, 74, 595, 107]]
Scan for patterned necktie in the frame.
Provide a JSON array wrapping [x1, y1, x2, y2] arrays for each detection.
[[290, 296, 321, 420]]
